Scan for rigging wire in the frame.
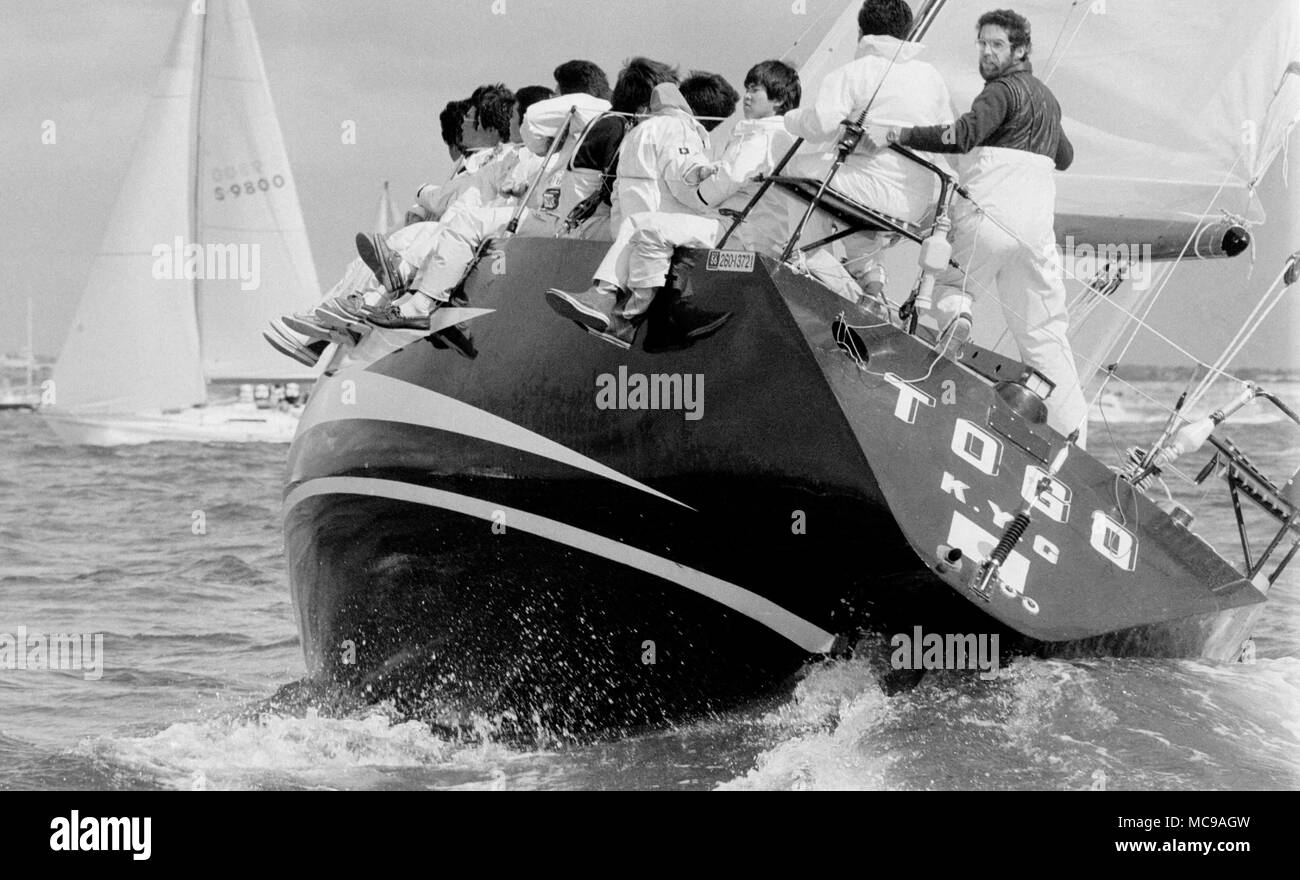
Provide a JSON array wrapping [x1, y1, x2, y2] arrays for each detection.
[[779, 0, 844, 64], [1042, 1, 1094, 85]]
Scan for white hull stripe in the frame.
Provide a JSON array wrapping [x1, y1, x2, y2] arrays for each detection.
[[292, 370, 693, 510], [285, 476, 836, 654]]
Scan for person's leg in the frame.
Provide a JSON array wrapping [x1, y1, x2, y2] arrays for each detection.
[[397, 205, 517, 317], [591, 215, 637, 290], [546, 212, 728, 348], [544, 215, 636, 335], [320, 256, 380, 305], [622, 214, 732, 345], [998, 239, 1089, 446], [929, 205, 1009, 341], [623, 213, 724, 313]]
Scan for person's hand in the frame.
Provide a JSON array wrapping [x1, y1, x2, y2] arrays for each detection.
[[863, 124, 899, 150], [403, 207, 431, 227], [684, 162, 719, 186]]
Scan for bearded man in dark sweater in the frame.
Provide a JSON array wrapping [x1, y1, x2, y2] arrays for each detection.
[[869, 8, 1088, 447]]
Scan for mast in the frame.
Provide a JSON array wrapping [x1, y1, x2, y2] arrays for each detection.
[[910, 0, 949, 41]]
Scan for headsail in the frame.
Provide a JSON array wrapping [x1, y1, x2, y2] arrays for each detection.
[[916, 0, 1300, 256], [52, 10, 207, 413], [793, 1, 1299, 388], [193, 0, 321, 382]]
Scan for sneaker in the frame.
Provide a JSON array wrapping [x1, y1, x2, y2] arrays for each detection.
[[315, 298, 371, 332], [282, 314, 358, 346], [355, 233, 408, 294], [584, 313, 637, 349], [363, 304, 434, 331], [939, 312, 973, 353], [264, 322, 326, 367], [545, 285, 619, 332], [643, 300, 731, 352], [334, 291, 373, 316], [679, 303, 732, 340]]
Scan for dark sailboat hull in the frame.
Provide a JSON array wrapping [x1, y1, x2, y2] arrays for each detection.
[[284, 238, 1266, 735]]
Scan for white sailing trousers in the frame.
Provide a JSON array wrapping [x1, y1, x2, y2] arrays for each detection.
[[932, 148, 1088, 445], [388, 205, 559, 302]]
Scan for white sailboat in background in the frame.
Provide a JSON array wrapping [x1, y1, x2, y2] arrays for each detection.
[[43, 0, 321, 445], [0, 299, 40, 412]]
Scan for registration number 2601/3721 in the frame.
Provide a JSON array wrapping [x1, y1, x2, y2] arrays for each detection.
[[705, 250, 755, 272]]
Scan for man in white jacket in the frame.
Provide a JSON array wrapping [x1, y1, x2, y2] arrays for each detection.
[[547, 62, 801, 348], [406, 86, 521, 224], [782, 0, 953, 289], [517, 60, 614, 234]]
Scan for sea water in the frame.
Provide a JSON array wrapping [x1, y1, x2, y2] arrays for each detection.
[[1, 380, 1296, 790]]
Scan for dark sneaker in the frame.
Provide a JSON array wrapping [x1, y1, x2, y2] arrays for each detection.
[[545, 285, 618, 332], [680, 304, 732, 340], [363, 304, 434, 331], [584, 313, 637, 349], [643, 300, 730, 352]]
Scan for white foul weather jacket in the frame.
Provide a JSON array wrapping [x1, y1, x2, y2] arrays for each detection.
[[610, 84, 711, 232], [688, 115, 797, 254], [783, 34, 954, 224]]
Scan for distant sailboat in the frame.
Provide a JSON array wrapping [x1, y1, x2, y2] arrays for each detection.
[[43, 0, 321, 445], [0, 299, 40, 412]]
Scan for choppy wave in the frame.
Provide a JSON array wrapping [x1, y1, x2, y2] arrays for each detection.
[[79, 708, 547, 791], [719, 655, 1300, 791]]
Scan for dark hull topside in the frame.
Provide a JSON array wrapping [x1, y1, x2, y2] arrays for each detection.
[[283, 238, 1267, 736]]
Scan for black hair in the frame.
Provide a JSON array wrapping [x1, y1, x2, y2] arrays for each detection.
[[514, 85, 555, 119], [439, 98, 470, 150], [469, 83, 516, 140], [857, 0, 914, 40], [977, 8, 1032, 56], [610, 56, 680, 115], [679, 71, 739, 131], [553, 60, 612, 100], [744, 60, 801, 115]]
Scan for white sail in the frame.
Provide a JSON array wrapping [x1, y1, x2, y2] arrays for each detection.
[[794, 1, 1299, 383], [785, 1, 863, 108], [193, 0, 321, 381], [52, 10, 207, 413]]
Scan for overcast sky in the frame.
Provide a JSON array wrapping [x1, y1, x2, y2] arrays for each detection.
[[2, 0, 1296, 369]]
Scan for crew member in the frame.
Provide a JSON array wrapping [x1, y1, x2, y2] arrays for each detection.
[[869, 8, 1088, 445]]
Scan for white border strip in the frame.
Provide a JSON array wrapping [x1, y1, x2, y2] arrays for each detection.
[[285, 476, 836, 654], [294, 370, 693, 510]]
